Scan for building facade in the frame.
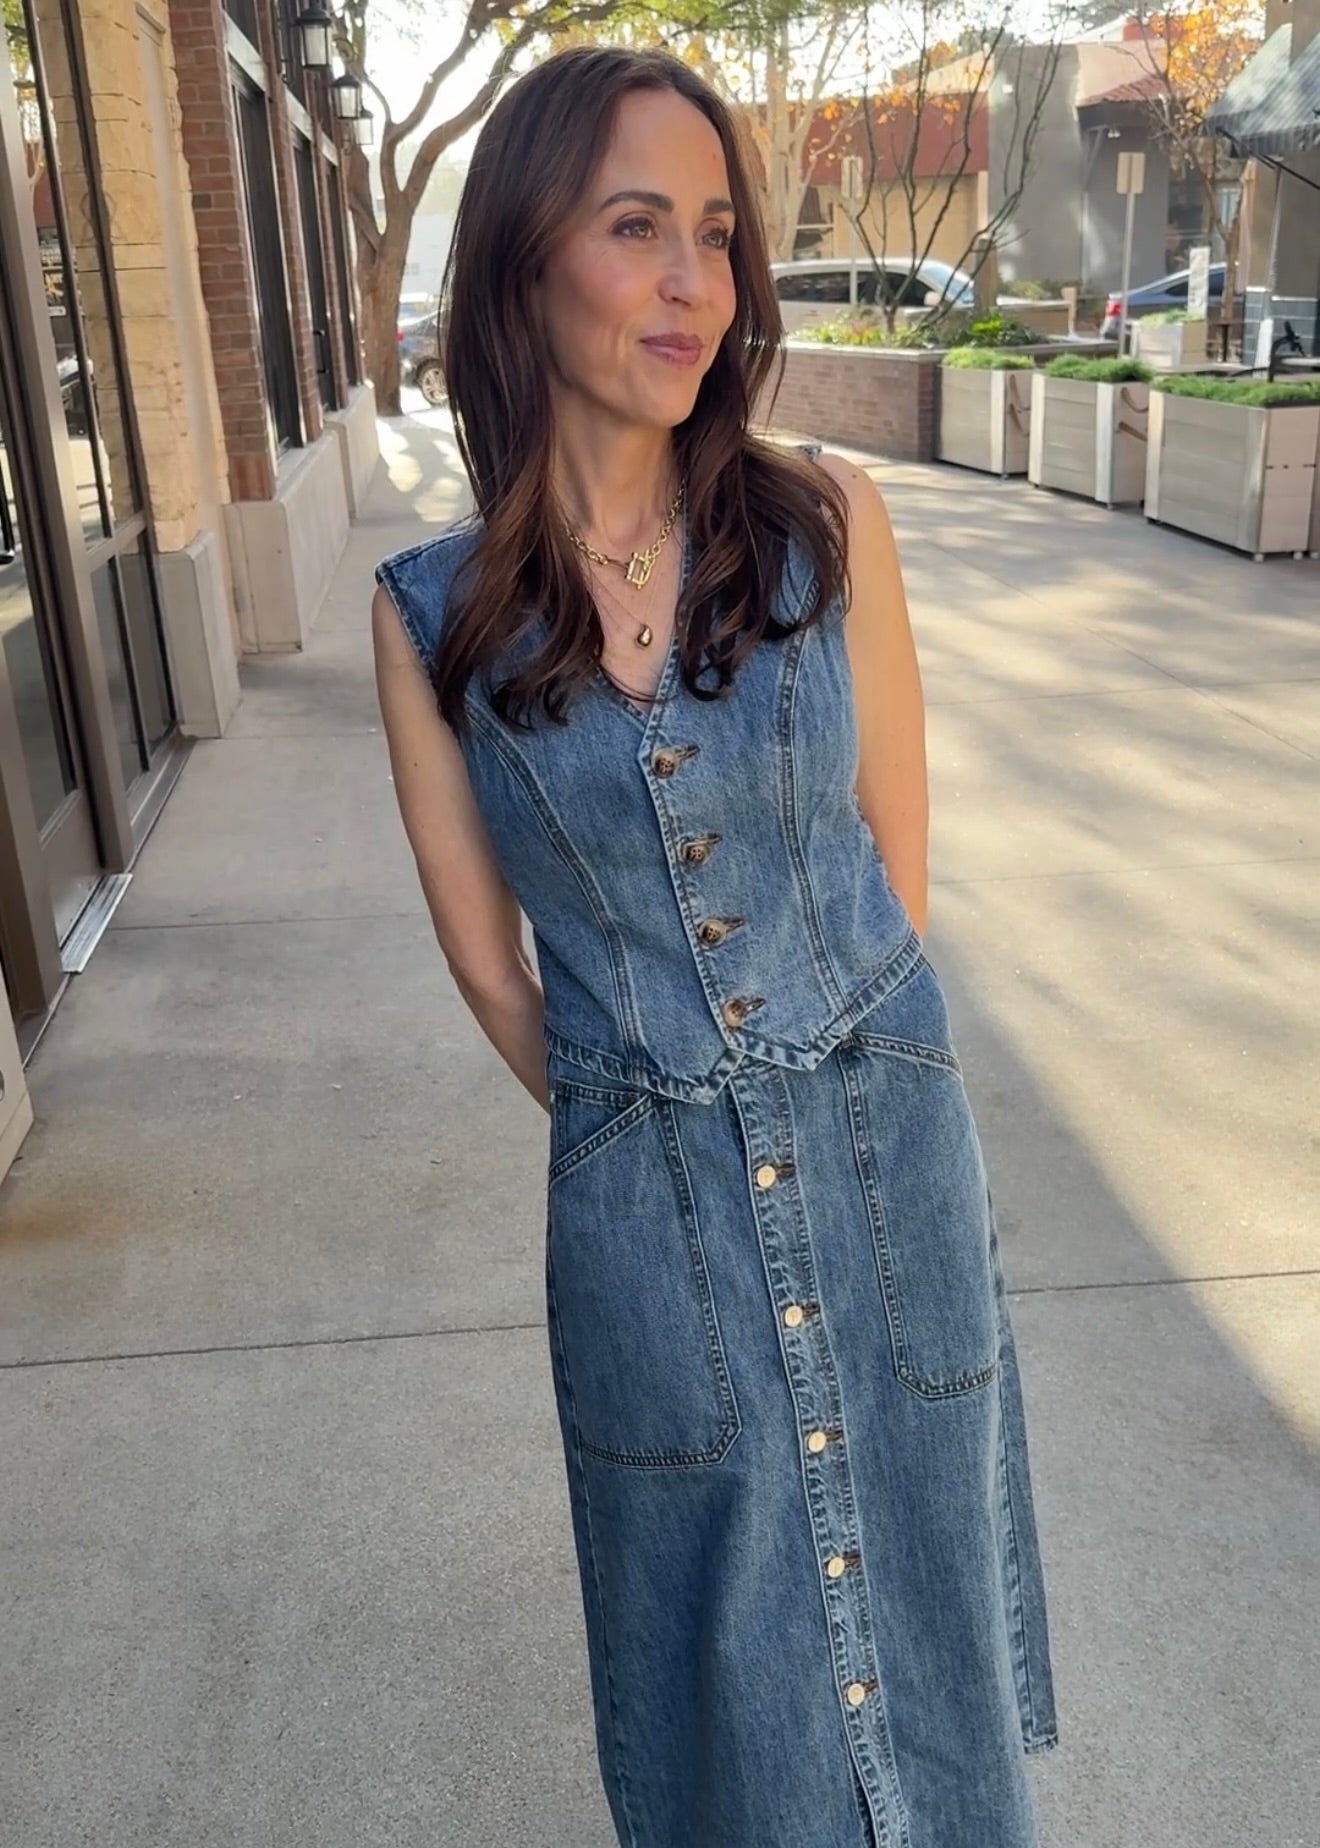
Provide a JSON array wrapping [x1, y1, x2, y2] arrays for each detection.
[[0, 0, 378, 1175], [1211, 0, 1320, 360]]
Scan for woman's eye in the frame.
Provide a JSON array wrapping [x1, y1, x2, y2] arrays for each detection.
[[704, 225, 734, 250], [615, 216, 655, 240]]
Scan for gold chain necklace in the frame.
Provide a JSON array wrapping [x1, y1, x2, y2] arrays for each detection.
[[566, 485, 685, 645], [593, 564, 667, 670]]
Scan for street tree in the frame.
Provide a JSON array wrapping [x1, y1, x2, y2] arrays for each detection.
[[1128, 1, 1264, 328], [844, 2, 1079, 334], [333, 0, 646, 414], [690, 5, 865, 263]]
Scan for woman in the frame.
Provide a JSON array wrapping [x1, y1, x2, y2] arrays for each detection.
[[373, 44, 1057, 1848]]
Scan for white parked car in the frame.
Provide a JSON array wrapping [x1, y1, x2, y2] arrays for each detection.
[[771, 257, 974, 333]]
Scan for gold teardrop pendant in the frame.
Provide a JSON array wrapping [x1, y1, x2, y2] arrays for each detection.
[[635, 623, 653, 647]]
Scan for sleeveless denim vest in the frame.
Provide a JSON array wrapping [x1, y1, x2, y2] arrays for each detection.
[[376, 517, 924, 1105]]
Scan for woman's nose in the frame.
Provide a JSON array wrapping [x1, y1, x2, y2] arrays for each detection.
[[660, 240, 705, 306]]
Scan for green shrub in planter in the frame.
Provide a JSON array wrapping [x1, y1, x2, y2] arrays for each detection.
[[1153, 374, 1320, 409], [1004, 279, 1067, 302], [1043, 354, 1151, 383], [800, 313, 950, 351], [954, 311, 1038, 348], [1143, 308, 1196, 326], [943, 349, 1036, 371]]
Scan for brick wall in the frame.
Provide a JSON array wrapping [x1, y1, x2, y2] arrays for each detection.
[[760, 345, 941, 462], [252, 0, 322, 444], [168, 0, 275, 500]]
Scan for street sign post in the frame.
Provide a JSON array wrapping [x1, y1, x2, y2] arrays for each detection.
[[1115, 150, 1146, 353]]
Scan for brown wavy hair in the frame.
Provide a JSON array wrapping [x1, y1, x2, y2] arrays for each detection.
[[432, 43, 850, 734]]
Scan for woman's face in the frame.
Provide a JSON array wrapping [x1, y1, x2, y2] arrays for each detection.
[[539, 87, 739, 434]]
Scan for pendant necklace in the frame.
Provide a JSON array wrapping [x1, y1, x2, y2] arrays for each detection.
[[566, 484, 685, 647]]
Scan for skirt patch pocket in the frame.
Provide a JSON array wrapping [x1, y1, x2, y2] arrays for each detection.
[[842, 960, 999, 1399], [546, 1082, 740, 1468]]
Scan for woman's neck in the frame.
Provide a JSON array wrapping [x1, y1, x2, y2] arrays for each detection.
[[552, 412, 678, 557]]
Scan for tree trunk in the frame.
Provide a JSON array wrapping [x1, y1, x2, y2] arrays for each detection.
[[343, 135, 413, 419], [355, 218, 410, 417]]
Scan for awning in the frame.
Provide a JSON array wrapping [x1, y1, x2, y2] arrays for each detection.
[[1207, 23, 1320, 158]]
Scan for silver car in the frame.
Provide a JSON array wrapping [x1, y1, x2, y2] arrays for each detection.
[[771, 257, 974, 333]]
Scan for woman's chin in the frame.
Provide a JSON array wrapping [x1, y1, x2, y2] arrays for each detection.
[[624, 375, 707, 431]]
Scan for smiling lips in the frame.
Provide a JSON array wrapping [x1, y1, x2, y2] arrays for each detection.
[[641, 333, 704, 366]]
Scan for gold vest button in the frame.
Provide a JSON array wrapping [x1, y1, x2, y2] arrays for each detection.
[[845, 1681, 868, 1707], [826, 1554, 847, 1579], [783, 1304, 805, 1329], [806, 1429, 828, 1454], [755, 1162, 779, 1189]]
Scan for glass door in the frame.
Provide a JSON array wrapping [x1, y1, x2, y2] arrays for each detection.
[[0, 311, 102, 943]]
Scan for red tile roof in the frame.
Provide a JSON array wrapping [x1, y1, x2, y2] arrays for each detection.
[[1077, 71, 1168, 109]]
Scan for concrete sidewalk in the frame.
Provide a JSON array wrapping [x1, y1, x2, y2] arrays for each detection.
[[2, 406, 1316, 1846]]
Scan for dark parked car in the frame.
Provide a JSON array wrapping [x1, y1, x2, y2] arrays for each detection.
[[396, 310, 445, 405], [1102, 262, 1229, 338]]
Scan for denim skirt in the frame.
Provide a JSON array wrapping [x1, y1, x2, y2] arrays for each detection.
[[544, 953, 1058, 1848]]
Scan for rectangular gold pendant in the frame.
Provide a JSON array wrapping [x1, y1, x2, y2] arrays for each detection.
[[624, 552, 653, 589]]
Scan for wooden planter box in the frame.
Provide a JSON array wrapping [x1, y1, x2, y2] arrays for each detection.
[[1133, 319, 1208, 370], [937, 366, 1034, 476], [1146, 392, 1320, 558], [1028, 374, 1150, 507]]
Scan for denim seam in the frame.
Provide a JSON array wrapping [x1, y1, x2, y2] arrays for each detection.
[[846, 1034, 964, 1079], [468, 708, 644, 1046], [781, 623, 849, 1009], [990, 1205, 1051, 1752], [547, 1095, 654, 1184]]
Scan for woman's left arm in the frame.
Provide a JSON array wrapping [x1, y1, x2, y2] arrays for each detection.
[[816, 452, 930, 937]]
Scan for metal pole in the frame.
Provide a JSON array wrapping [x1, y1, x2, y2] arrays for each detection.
[[1117, 185, 1137, 354]]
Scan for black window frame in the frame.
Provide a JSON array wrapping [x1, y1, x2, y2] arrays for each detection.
[[293, 135, 335, 410], [327, 162, 360, 388], [230, 67, 303, 454]]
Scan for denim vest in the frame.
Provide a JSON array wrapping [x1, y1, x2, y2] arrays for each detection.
[[376, 517, 924, 1105]]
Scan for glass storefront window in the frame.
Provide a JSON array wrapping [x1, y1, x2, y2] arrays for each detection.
[[0, 432, 77, 830], [11, 0, 140, 543], [4, 0, 175, 802]]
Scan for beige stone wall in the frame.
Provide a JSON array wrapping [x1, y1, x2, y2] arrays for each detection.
[[33, 0, 229, 560]]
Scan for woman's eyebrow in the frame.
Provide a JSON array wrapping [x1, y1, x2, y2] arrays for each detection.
[[598, 188, 735, 216]]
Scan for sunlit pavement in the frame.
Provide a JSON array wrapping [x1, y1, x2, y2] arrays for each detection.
[[1, 404, 1315, 1846]]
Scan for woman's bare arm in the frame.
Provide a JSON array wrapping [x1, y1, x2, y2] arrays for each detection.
[[372, 583, 551, 1112], [815, 453, 930, 937]]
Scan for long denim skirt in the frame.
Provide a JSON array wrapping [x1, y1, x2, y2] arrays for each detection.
[[544, 954, 1058, 1848]]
